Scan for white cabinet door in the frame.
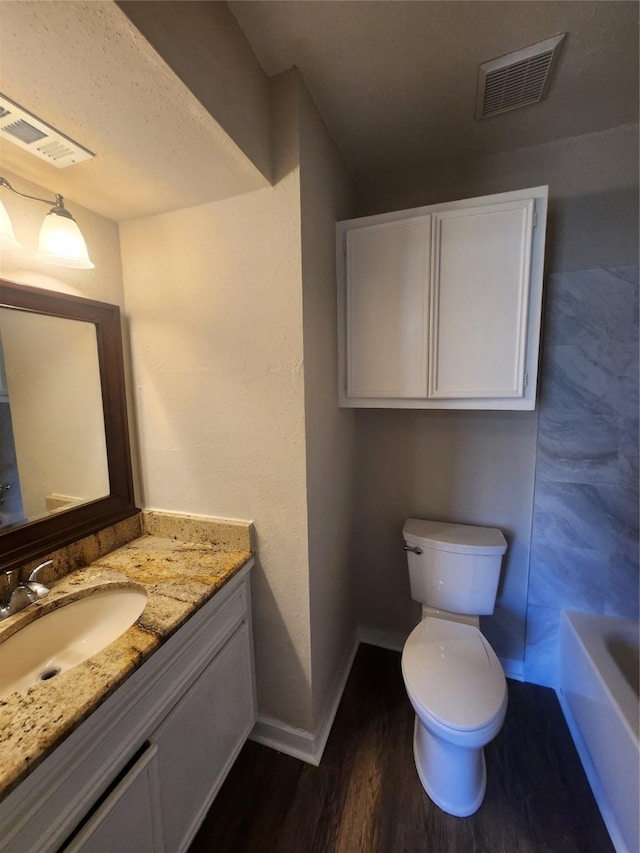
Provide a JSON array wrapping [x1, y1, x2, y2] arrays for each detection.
[[345, 215, 431, 398], [337, 186, 546, 409], [152, 622, 255, 853], [429, 199, 534, 399], [62, 745, 164, 853]]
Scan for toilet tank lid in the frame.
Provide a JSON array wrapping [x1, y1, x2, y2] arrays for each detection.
[[403, 519, 507, 555]]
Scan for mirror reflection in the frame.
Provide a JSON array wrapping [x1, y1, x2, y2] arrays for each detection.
[[0, 309, 108, 529]]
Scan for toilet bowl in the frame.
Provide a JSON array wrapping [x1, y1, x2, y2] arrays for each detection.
[[400, 518, 509, 816], [401, 616, 507, 816]]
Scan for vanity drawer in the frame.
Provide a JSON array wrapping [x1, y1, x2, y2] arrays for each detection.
[[61, 744, 164, 853]]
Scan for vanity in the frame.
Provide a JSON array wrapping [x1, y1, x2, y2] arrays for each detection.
[[0, 512, 256, 853], [0, 280, 257, 851]]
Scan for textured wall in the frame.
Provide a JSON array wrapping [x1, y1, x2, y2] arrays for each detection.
[[119, 74, 318, 731], [298, 79, 357, 727], [354, 409, 538, 669], [356, 125, 639, 273], [524, 264, 639, 685], [118, 0, 273, 182]]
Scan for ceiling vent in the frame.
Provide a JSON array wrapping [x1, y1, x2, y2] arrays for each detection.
[[0, 93, 94, 168], [476, 33, 566, 119]]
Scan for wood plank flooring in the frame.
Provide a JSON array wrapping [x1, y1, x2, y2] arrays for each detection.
[[190, 644, 614, 853]]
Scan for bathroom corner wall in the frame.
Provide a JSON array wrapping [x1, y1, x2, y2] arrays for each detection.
[[353, 124, 639, 681], [524, 264, 639, 685], [120, 67, 359, 742], [120, 71, 316, 731], [298, 77, 358, 729]]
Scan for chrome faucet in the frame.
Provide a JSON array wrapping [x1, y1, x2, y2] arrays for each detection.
[[0, 560, 52, 620]]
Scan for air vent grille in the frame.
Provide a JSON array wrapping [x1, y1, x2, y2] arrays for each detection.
[[3, 119, 47, 145], [0, 93, 94, 168], [476, 34, 566, 119]]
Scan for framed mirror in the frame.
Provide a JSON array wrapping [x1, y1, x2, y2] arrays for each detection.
[[0, 278, 138, 571]]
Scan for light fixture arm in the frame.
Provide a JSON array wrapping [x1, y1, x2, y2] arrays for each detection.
[[0, 175, 94, 268], [0, 177, 70, 216]]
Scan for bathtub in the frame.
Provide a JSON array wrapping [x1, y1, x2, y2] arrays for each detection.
[[558, 610, 640, 853]]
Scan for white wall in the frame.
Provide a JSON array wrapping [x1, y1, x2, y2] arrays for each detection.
[[120, 72, 317, 731], [352, 124, 639, 672], [121, 68, 359, 742], [298, 80, 357, 727]]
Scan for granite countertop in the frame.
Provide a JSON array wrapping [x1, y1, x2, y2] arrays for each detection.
[[0, 512, 253, 800]]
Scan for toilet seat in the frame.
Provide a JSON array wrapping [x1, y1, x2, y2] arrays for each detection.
[[402, 617, 507, 732]]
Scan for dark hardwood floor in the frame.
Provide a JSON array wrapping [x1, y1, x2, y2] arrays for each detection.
[[190, 644, 614, 853]]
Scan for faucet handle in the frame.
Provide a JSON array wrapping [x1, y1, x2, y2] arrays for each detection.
[[0, 569, 19, 606], [28, 560, 53, 584]]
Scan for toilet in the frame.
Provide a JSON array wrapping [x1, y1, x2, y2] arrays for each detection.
[[400, 518, 508, 817]]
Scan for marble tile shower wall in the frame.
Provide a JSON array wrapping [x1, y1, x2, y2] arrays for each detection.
[[525, 265, 639, 686]]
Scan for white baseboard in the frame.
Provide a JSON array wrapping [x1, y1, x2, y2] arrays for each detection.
[[249, 715, 323, 766], [499, 656, 525, 682], [357, 626, 407, 652], [249, 635, 359, 766], [250, 629, 526, 768]]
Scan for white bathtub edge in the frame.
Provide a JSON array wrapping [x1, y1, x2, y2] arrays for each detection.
[[556, 685, 630, 853], [558, 609, 639, 853]]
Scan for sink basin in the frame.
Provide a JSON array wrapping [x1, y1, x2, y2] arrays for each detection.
[[0, 586, 148, 695]]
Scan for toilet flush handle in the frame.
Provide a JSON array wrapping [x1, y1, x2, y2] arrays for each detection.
[[403, 544, 422, 555]]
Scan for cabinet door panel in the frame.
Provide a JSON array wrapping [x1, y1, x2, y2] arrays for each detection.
[[63, 745, 164, 853], [346, 216, 431, 398], [152, 622, 255, 853], [429, 201, 534, 399]]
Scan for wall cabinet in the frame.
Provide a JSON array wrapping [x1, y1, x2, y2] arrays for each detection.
[[337, 187, 548, 409], [0, 563, 255, 853]]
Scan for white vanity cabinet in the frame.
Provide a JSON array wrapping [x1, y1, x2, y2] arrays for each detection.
[[63, 745, 164, 853], [152, 621, 254, 851], [337, 187, 548, 410], [0, 561, 256, 853]]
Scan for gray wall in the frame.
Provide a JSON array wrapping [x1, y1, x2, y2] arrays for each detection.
[[356, 125, 639, 273], [525, 264, 639, 685], [353, 124, 639, 683], [298, 76, 358, 726]]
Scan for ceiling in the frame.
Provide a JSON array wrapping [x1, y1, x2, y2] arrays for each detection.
[[228, 0, 639, 180], [0, 1, 267, 222], [0, 2, 636, 223]]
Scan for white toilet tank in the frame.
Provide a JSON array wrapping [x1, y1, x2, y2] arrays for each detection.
[[403, 519, 507, 616]]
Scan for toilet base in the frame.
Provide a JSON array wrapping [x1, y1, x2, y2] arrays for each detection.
[[412, 716, 487, 817]]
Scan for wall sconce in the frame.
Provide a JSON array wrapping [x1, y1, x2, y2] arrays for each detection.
[[0, 176, 94, 269]]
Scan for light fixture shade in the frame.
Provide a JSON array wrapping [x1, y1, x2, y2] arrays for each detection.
[[0, 198, 21, 249], [36, 210, 94, 269]]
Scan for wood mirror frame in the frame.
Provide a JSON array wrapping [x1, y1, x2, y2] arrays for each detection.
[[0, 278, 139, 571]]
